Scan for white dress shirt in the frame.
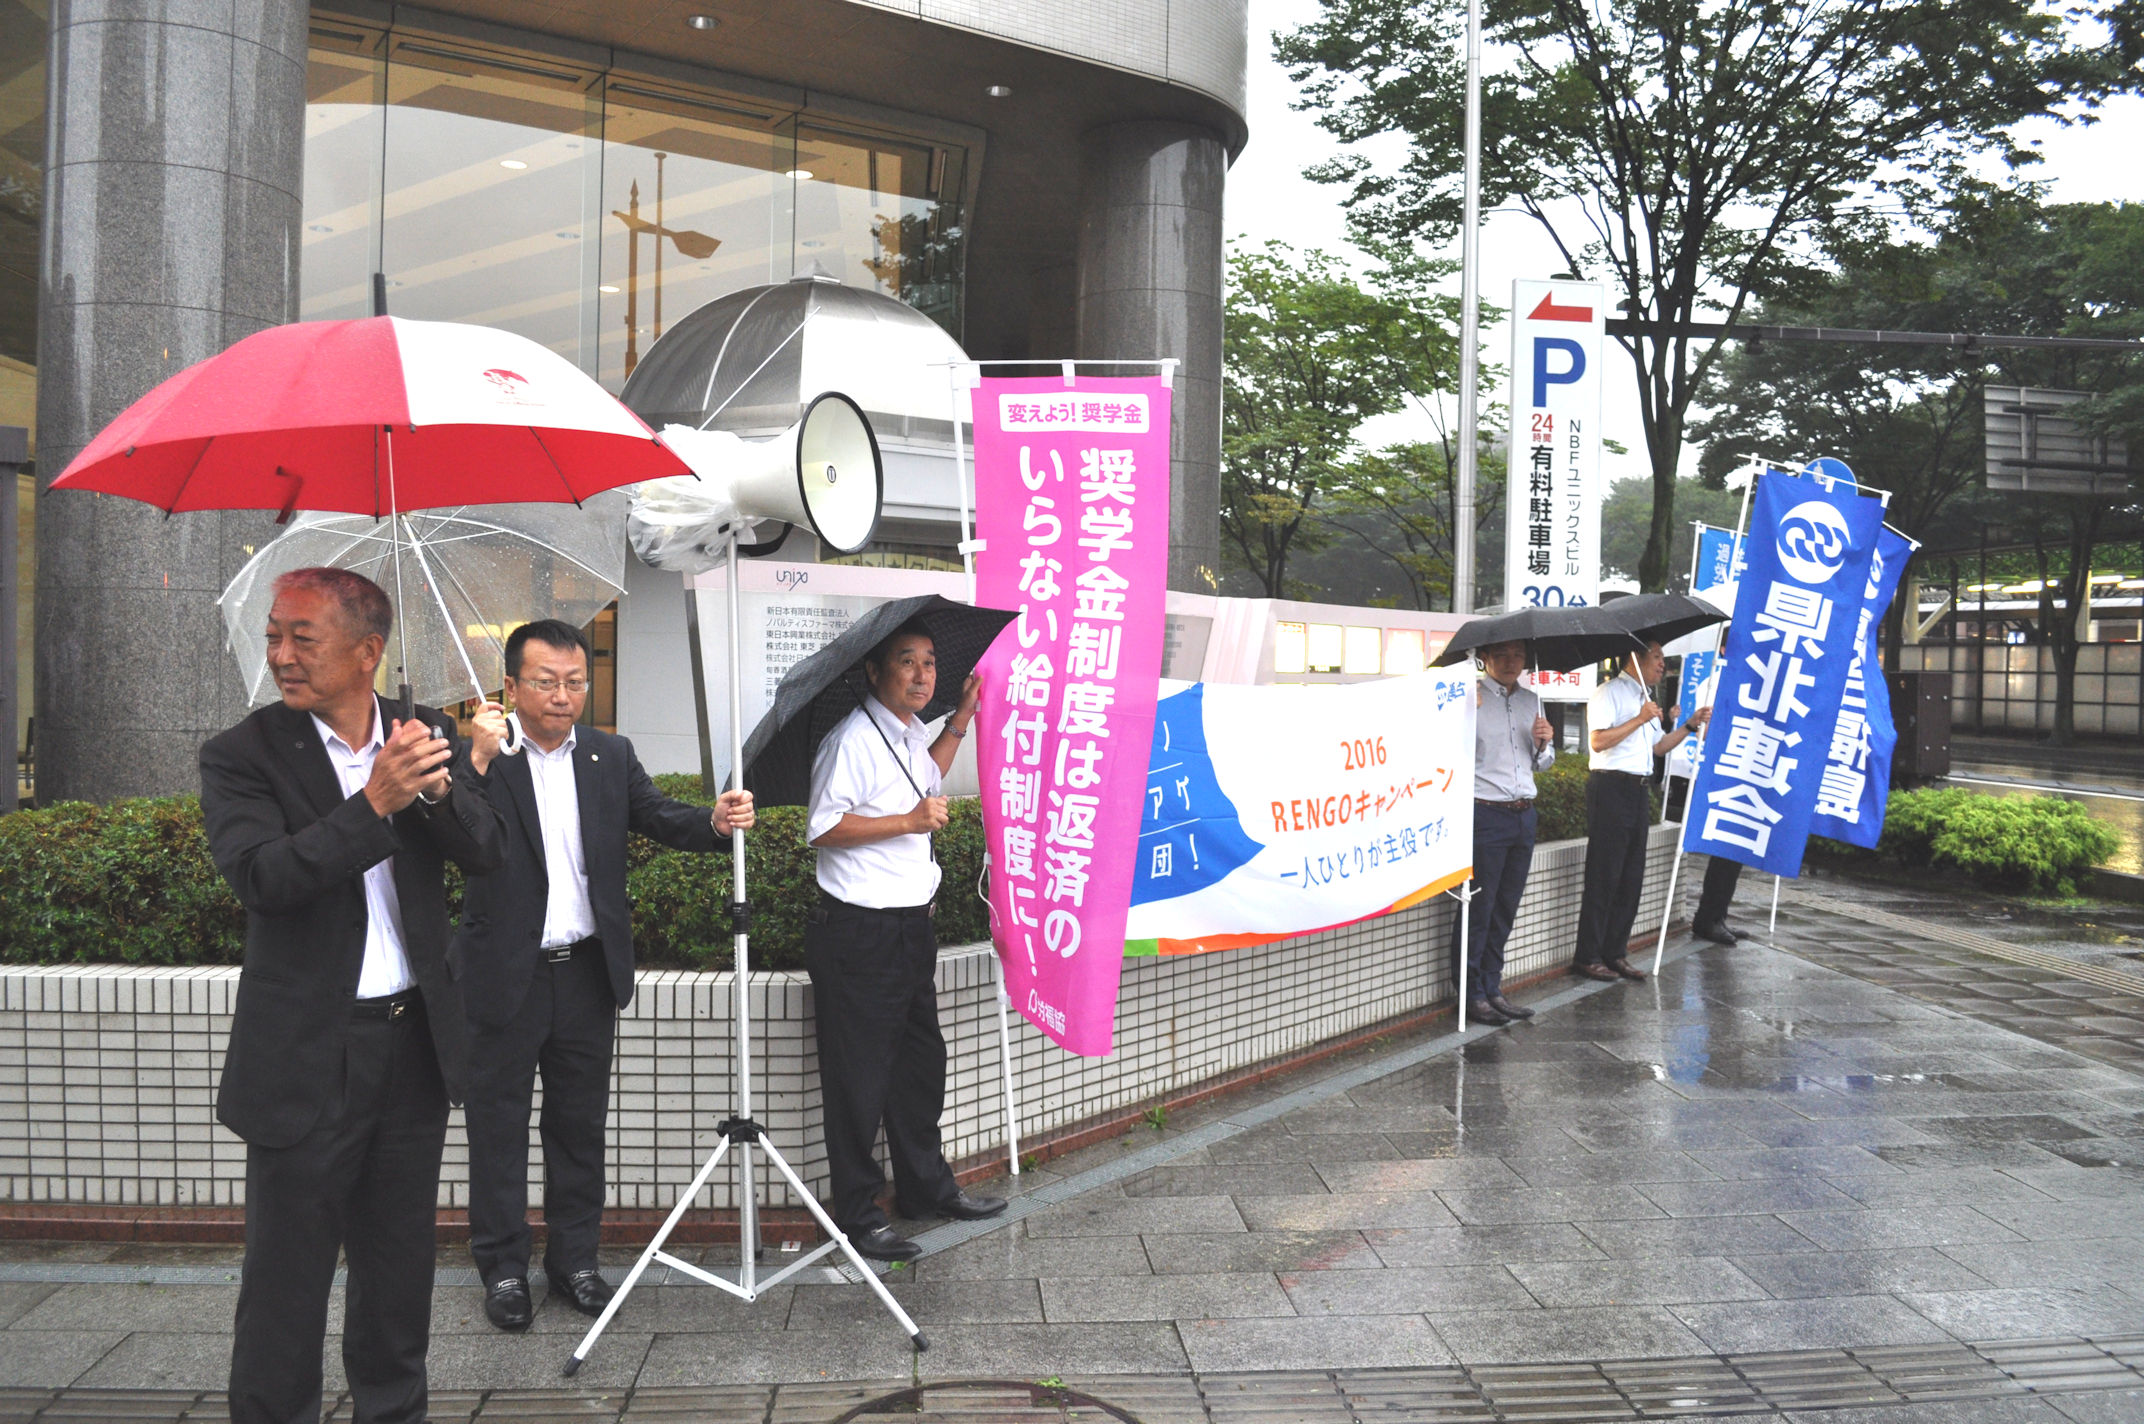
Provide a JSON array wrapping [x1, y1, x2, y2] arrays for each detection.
[[1476, 678, 1556, 801], [809, 696, 943, 908], [524, 728, 597, 948], [1588, 672, 1661, 776], [311, 709, 414, 998]]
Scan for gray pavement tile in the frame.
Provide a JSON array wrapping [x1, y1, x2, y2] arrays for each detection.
[[788, 1278, 1040, 1327], [68, 1331, 232, 1392], [1041, 1271, 1293, 1322], [8, 1284, 240, 1335], [1559, 1119, 1767, 1153], [1019, 1194, 1245, 1237], [1907, 1115, 2104, 1145], [1728, 1248, 1994, 1299], [0, 1330, 130, 1387], [1426, 1304, 1712, 1363], [912, 1230, 1151, 1281], [1897, 1287, 2144, 1340], [636, 1328, 911, 1385], [1204, 1128, 1400, 1163], [913, 1321, 1189, 1377], [1313, 1157, 1528, 1193], [1234, 1191, 1462, 1232], [1731, 1117, 1951, 1149], [424, 1329, 650, 1391], [0, 1282, 57, 1329], [1504, 1257, 1771, 1307], [1435, 1184, 1667, 1226], [1780, 1206, 2031, 1252], [1998, 1165, 2144, 1200], [1966, 1199, 2144, 1241], [1505, 1149, 1724, 1190], [1573, 1214, 1820, 1259], [1685, 1145, 1902, 1179], [1872, 1143, 2081, 1173], [1118, 1163, 1330, 1197], [1180, 1314, 1453, 1372], [1385, 1126, 1589, 1158], [1140, 1231, 1382, 1275], [436, 1281, 792, 1336], [1363, 1223, 1608, 1267], [1636, 1176, 1867, 1217], [2051, 1389, 2144, 1423], [1934, 1238, 2144, 1292], [1273, 1105, 1462, 1134], [1781, 1401, 2075, 1423], [1826, 1169, 2065, 1209], [1670, 1294, 1953, 1352], [1279, 1264, 1535, 1316]]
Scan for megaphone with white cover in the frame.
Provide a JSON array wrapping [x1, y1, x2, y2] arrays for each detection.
[[628, 390, 883, 573]]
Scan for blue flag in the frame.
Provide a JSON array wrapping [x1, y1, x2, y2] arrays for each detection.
[[1808, 526, 1914, 847], [1670, 525, 1745, 778], [1683, 471, 1884, 876]]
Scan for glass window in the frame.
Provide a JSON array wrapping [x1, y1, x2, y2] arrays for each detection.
[[1385, 628, 1426, 675], [1306, 624, 1343, 674], [794, 124, 965, 336], [1274, 622, 1307, 675], [300, 30, 386, 321], [1343, 626, 1382, 676]]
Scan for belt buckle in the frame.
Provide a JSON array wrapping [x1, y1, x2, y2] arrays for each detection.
[[388, 997, 408, 1021], [544, 944, 575, 965]]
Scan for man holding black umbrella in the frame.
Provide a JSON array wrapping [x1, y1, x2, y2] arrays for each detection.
[[806, 619, 1007, 1262], [1459, 640, 1555, 1026]]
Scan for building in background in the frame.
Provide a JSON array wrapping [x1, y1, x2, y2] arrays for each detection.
[[18, 0, 1246, 801]]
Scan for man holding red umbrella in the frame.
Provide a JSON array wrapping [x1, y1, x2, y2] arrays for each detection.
[[201, 567, 506, 1424]]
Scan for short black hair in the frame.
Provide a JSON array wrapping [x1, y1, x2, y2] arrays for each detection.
[[505, 620, 592, 678], [864, 618, 935, 676]]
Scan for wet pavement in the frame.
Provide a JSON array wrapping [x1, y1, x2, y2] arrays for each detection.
[[6, 884, 2144, 1422]]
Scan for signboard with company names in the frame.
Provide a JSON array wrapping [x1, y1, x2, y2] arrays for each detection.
[[1505, 279, 1605, 701]]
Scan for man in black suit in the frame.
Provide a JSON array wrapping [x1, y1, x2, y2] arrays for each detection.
[[454, 620, 754, 1332], [201, 567, 505, 1424]]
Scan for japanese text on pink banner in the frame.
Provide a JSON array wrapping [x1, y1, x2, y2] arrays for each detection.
[[974, 376, 1170, 1057]]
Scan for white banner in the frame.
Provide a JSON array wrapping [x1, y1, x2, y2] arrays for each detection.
[[1124, 671, 1476, 956], [1506, 279, 1605, 702]]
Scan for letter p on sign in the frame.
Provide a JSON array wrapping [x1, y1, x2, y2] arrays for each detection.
[[1532, 338, 1586, 407]]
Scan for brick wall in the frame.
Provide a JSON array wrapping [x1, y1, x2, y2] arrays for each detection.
[[0, 827, 1681, 1212]]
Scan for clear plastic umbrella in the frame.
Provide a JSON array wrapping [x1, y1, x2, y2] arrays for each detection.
[[218, 495, 629, 708]]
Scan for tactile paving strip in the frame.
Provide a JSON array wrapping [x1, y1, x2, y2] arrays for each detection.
[[9, 1335, 2144, 1421], [1789, 889, 2144, 998]]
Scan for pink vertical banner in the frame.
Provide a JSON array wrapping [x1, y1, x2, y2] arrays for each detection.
[[973, 375, 1171, 1057]]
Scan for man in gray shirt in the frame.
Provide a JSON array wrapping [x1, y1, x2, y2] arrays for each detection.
[[1459, 640, 1556, 1025]]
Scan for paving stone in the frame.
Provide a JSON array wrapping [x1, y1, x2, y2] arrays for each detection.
[[1016, 1194, 1246, 1238], [1313, 1157, 1528, 1193], [1280, 1264, 1533, 1317], [788, 1277, 1042, 1327], [636, 1328, 910, 1386], [1040, 1271, 1294, 1322], [1574, 1213, 1822, 1259], [1363, 1223, 1608, 1268], [1635, 1176, 1867, 1217], [1671, 1294, 1954, 1353], [0, 1330, 128, 1388], [911, 1230, 1152, 1282], [1234, 1191, 1462, 1232], [1436, 1184, 1668, 1227], [1504, 1256, 1771, 1308], [1897, 1288, 2144, 1341], [1119, 1163, 1331, 1198], [1730, 1248, 1996, 1300], [1780, 1206, 2031, 1252], [1427, 1305, 1712, 1364], [1140, 1231, 1382, 1275], [1181, 1314, 1454, 1372], [912, 1321, 1190, 1377]]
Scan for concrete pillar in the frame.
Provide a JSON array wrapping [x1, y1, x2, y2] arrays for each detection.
[[35, 0, 308, 802], [1075, 121, 1224, 594]]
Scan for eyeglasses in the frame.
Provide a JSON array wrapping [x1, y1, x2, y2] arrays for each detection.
[[518, 677, 589, 695]]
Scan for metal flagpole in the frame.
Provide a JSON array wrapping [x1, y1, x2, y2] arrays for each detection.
[[1660, 523, 1707, 828], [1456, 882, 1472, 1029], [1770, 875, 1783, 939], [1451, 0, 1484, 614], [950, 362, 1023, 1179]]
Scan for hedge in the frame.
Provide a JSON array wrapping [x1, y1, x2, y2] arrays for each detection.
[[1808, 786, 2118, 896], [1532, 752, 1660, 844], [0, 774, 988, 972]]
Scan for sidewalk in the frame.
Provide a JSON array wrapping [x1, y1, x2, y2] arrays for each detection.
[[5, 884, 2144, 1422]]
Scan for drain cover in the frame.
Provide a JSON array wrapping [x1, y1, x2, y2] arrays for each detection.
[[831, 1380, 1143, 1424]]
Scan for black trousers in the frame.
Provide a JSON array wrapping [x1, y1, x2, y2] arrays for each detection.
[[1694, 855, 1744, 930], [229, 997, 448, 1424], [1574, 772, 1652, 968], [464, 944, 615, 1286], [805, 897, 960, 1233], [1451, 802, 1537, 1000]]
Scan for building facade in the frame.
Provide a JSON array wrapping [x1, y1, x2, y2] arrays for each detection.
[[20, 0, 1245, 802]]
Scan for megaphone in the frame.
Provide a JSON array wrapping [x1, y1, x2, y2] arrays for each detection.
[[629, 391, 884, 573]]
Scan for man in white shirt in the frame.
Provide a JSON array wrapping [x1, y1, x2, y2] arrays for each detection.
[[1573, 641, 1708, 981], [1461, 640, 1556, 1025], [806, 620, 1006, 1262], [454, 620, 753, 1332]]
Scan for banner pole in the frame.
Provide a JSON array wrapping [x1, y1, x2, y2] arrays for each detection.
[[1652, 840, 1684, 976], [1770, 874, 1783, 939], [1457, 882, 1472, 1028]]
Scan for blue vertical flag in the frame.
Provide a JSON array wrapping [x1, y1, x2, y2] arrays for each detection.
[[1670, 525, 1744, 780], [1683, 471, 1885, 877], [1808, 526, 1914, 848]]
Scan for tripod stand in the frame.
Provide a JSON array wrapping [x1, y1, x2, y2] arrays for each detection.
[[564, 534, 927, 1376]]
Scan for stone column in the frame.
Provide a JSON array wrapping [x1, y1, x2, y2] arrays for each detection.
[[36, 0, 308, 802], [1075, 121, 1225, 594]]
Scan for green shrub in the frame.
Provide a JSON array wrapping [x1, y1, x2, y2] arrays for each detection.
[[1926, 795, 2119, 896], [1875, 787, 1975, 867], [1531, 753, 1661, 844], [0, 777, 992, 971]]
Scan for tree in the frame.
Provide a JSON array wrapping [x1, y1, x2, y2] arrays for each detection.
[[1328, 436, 1507, 610], [1279, 0, 2130, 591], [1598, 475, 1744, 589], [1220, 241, 1459, 597]]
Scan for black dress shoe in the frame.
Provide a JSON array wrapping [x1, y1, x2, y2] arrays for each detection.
[[1573, 963, 1620, 982], [545, 1268, 615, 1317], [1466, 998, 1511, 1026], [850, 1225, 922, 1262], [1608, 958, 1648, 981], [1693, 921, 1739, 945], [935, 1190, 1008, 1221], [484, 1277, 532, 1333], [1488, 995, 1536, 1020]]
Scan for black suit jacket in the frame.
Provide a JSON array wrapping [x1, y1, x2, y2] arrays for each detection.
[[200, 697, 506, 1149], [452, 726, 725, 1030]]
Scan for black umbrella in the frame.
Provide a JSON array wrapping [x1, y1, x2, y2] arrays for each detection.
[[736, 593, 1018, 807], [1602, 592, 1729, 650], [1431, 604, 1644, 673]]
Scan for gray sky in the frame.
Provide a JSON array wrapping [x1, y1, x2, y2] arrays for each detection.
[[1222, 0, 2144, 494]]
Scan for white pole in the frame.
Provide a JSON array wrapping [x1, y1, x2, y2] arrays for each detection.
[[952, 361, 1022, 1178], [1769, 874, 1782, 939], [1457, 882, 1473, 1028], [1651, 842, 1684, 977], [1451, 0, 1484, 614], [725, 536, 758, 1289]]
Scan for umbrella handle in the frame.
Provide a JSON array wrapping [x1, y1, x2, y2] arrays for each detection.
[[498, 711, 528, 757]]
